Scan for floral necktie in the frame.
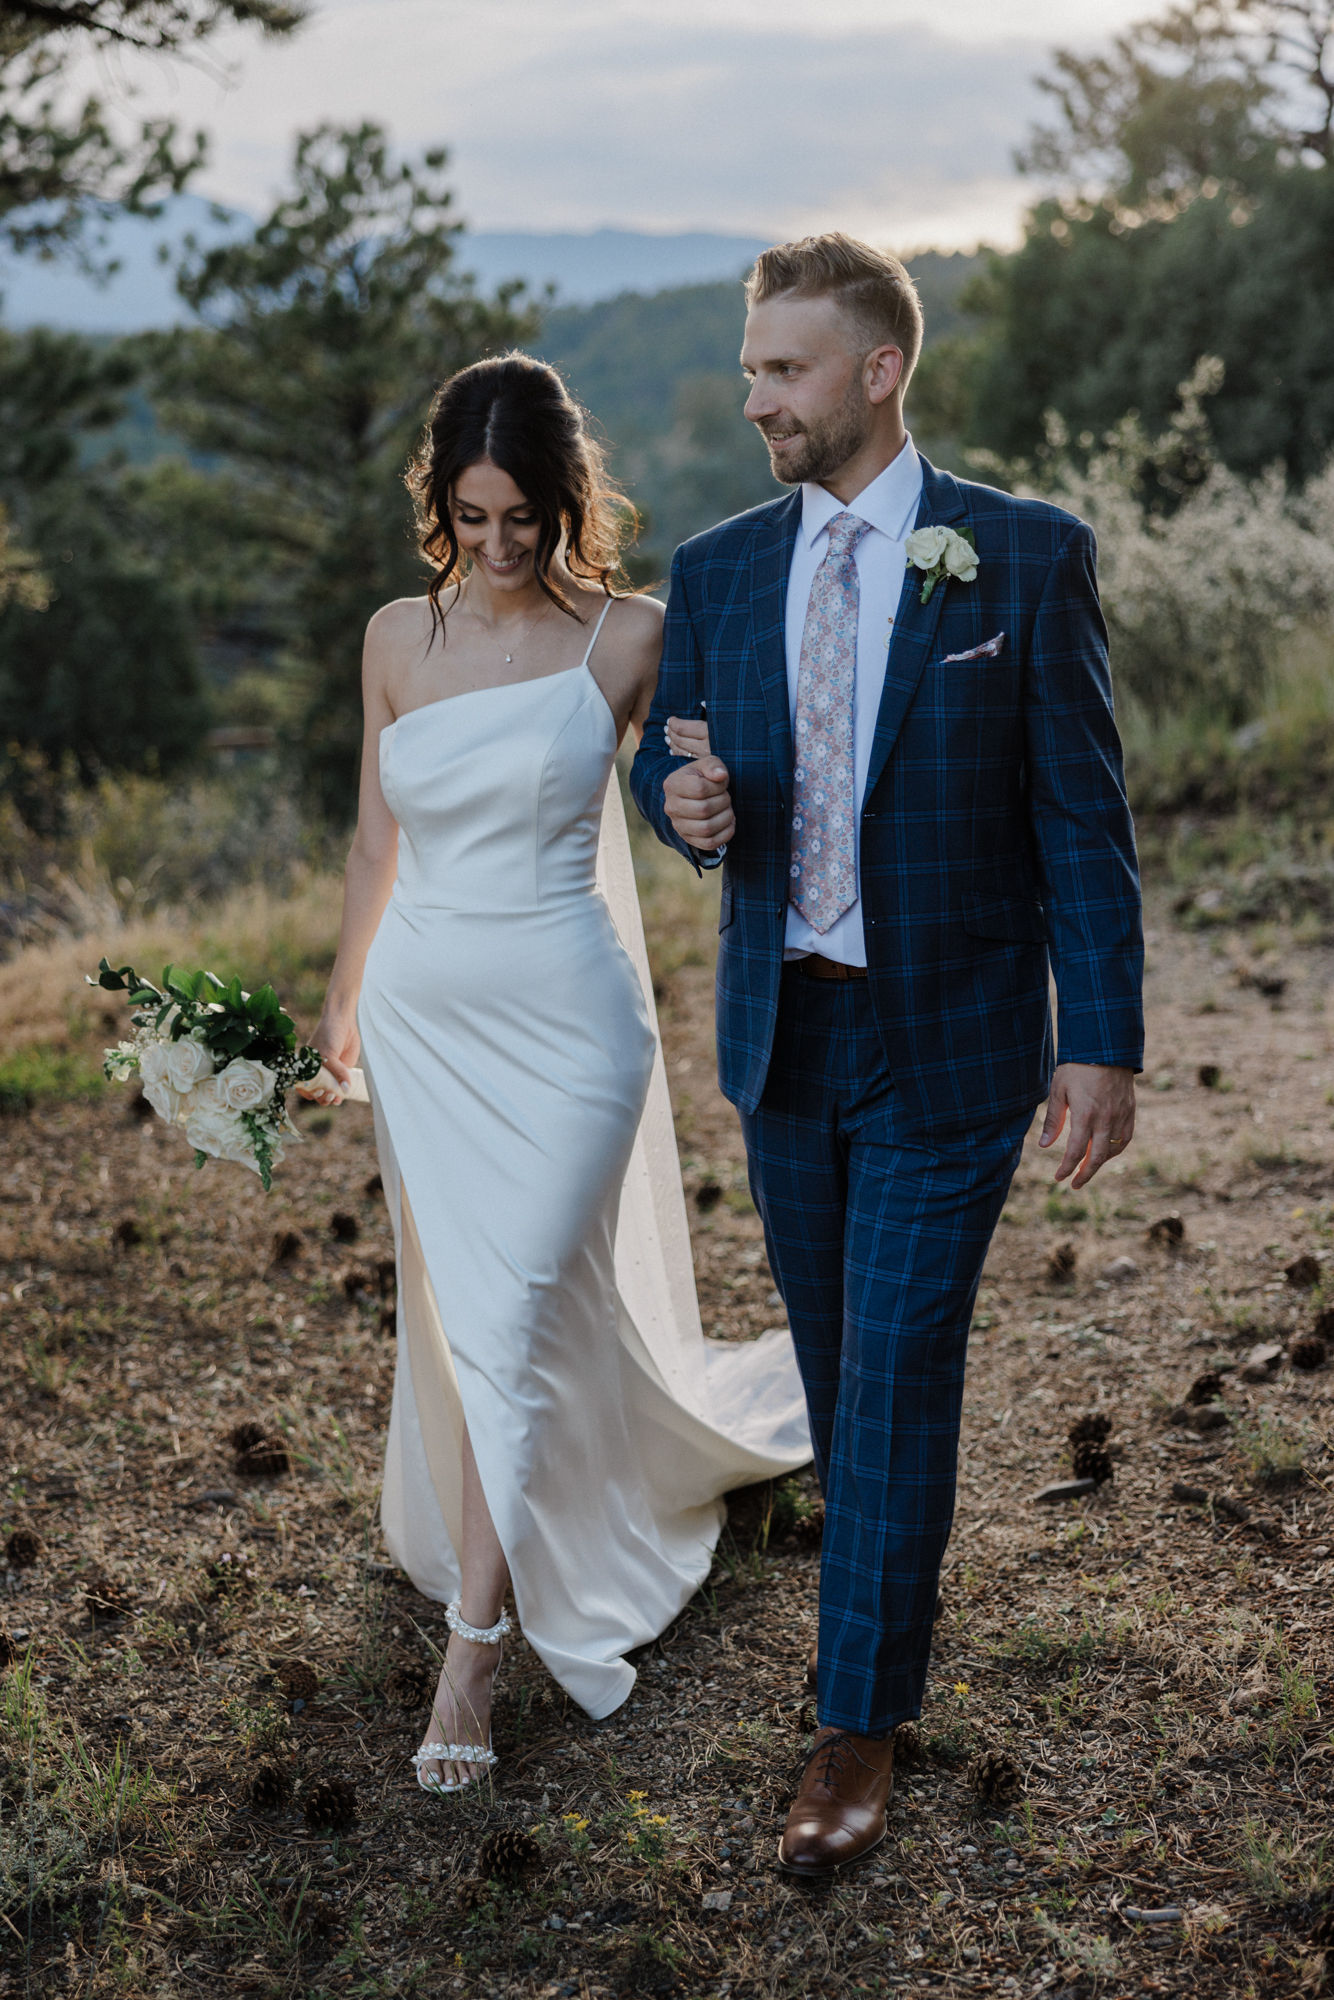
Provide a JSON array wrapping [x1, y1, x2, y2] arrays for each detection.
[[789, 510, 870, 935]]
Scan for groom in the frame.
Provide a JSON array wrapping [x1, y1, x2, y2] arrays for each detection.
[[630, 233, 1143, 1877]]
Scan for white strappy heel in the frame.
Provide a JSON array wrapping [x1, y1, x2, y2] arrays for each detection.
[[412, 1599, 512, 1794]]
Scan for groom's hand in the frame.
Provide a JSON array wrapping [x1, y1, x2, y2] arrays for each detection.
[[662, 754, 736, 854], [1039, 1063, 1136, 1188]]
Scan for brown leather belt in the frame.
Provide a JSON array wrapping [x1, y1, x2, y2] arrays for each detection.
[[793, 955, 868, 981]]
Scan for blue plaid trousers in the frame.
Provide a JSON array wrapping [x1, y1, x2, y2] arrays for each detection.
[[740, 966, 1030, 1737]]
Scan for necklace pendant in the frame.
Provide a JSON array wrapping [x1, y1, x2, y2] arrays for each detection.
[[505, 653, 513, 664]]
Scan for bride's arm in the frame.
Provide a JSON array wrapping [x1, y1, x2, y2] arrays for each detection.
[[304, 611, 401, 1100]]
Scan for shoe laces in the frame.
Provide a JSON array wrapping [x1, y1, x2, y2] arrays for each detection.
[[810, 1730, 859, 1790]]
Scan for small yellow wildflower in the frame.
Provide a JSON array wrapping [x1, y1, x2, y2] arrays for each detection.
[[953, 1680, 970, 1697]]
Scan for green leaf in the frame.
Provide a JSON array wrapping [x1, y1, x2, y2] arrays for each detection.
[[194, 1150, 208, 1170]]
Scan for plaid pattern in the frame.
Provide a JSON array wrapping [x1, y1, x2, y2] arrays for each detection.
[[629, 457, 1145, 1135], [741, 969, 1030, 1734]]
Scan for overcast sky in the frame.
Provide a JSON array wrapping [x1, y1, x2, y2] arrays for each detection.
[[72, 0, 1157, 249]]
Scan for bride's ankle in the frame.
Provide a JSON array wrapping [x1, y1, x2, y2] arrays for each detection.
[[445, 1597, 511, 1648]]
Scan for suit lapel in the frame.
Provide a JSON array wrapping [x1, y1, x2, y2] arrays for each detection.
[[747, 491, 802, 801], [863, 457, 969, 804]]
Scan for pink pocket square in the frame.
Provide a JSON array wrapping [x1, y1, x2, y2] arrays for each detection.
[[942, 632, 1006, 663]]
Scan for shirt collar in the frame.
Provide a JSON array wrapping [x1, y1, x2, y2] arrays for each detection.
[[799, 434, 923, 549]]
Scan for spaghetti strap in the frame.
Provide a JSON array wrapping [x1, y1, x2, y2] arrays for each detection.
[[580, 596, 614, 670]]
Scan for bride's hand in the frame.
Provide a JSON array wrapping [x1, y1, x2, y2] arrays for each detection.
[[664, 715, 711, 760], [300, 1010, 360, 1103]]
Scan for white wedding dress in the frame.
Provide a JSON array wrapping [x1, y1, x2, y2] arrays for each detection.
[[357, 604, 811, 1719]]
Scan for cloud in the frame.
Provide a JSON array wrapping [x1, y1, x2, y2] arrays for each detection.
[[48, 0, 1151, 244]]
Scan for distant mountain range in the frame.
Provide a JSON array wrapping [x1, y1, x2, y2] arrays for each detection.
[[0, 197, 771, 330]]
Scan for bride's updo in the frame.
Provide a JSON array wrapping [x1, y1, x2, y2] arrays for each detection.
[[407, 351, 636, 631]]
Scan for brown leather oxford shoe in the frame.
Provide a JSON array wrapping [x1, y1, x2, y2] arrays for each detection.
[[778, 1725, 895, 1878]]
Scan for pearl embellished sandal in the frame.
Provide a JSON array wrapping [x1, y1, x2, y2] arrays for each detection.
[[412, 1599, 512, 1795]]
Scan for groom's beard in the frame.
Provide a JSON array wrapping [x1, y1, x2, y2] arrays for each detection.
[[760, 382, 871, 485]]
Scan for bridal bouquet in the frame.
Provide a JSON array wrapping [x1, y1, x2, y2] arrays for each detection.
[[90, 958, 324, 1191]]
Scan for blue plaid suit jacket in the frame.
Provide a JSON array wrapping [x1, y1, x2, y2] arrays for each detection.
[[629, 457, 1145, 1137]]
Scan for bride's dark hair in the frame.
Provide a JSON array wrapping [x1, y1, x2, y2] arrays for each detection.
[[407, 351, 637, 635]]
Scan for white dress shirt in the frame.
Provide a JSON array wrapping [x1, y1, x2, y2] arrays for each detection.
[[783, 435, 924, 965]]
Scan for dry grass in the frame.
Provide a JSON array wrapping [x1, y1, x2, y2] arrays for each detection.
[[2, 852, 1334, 1998]]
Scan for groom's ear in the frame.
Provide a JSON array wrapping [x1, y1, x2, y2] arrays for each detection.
[[864, 343, 905, 406]]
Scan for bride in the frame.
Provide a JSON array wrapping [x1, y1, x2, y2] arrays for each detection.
[[306, 352, 809, 1793]]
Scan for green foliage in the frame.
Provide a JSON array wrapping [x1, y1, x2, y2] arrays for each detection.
[[0, 1, 305, 267], [961, 5, 1334, 482], [146, 123, 534, 816], [0, 325, 209, 777], [0, 1043, 105, 1113], [977, 360, 1334, 732], [967, 164, 1334, 483]]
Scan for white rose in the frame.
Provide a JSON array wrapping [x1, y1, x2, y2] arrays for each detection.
[[188, 1074, 225, 1113], [217, 1059, 276, 1112], [141, 1073, 186, 1124], [166, 1037, 215, 1093], [138, 1041, 171, 1087], [184, 1103, 251, 1161], [943, 531, 979, 581], [905, 525, 949, 569]]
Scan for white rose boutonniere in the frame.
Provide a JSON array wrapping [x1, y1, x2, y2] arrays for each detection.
[[905, 524, 979, 605]]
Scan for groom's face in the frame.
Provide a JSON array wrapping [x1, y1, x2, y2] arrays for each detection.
[[741, 294, 872, 486]]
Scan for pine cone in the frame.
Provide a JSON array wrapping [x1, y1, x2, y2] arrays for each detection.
[[378, 1305, 396, 1339], [1071, 1439, 1113, 1485], [969, 1747, 1023, 1806], [455, 1876, 498, 1914], [85, 1577, 133, 1622], [277, 1659, 319, 1705], [229, 1420, 266, 1455], [128, 1088, 155, 1120], [1047, 1241, 1077, 1282], [1289, 1336, 1328, 1372], [269, 1227, 304, 1267], [364, 1171, 384, 1200], [279, 1880, 340, 1939], [1067, 1413, 1112, 1448], [892, 1720, 926, 1768], [376, 1257, 397, 1299], [5, 1527, 42, 1569], [476, 1828, 541, 1883], [0, 1631, 17, 1670], [236, 1435, 290, 1478], [1314, 1308, 1334, 1342], [694, 1179, 723, 1213], [303, 1776, 356, 1833], [249, 1761, 292, 1811], [1286, 1253, 1321, 1290], [340, 1263, 374, 1300], [1147, 1213, 1184, 1247], [1196, 1063, 1221, 1089], [382, 1663, 433, 1709], [113, 1216, 143, 1250], [1186, 1369, 1224, 1406], [329, 1211, 360, 1242]]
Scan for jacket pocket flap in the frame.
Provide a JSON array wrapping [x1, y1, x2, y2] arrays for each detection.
[[960, 889, 1047, 943]]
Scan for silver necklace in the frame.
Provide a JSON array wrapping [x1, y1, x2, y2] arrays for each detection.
[[463, 582, 550, 665]]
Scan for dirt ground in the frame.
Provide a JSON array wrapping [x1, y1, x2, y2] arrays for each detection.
[[2, 895, 1332, 2000]]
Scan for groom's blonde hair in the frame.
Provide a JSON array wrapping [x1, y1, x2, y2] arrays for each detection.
[[745, 233, 924, 382]]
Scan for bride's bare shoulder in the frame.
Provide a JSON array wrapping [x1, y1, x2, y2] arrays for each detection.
[[604, 591, 664, 650], [365, 593, 440, 655]]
